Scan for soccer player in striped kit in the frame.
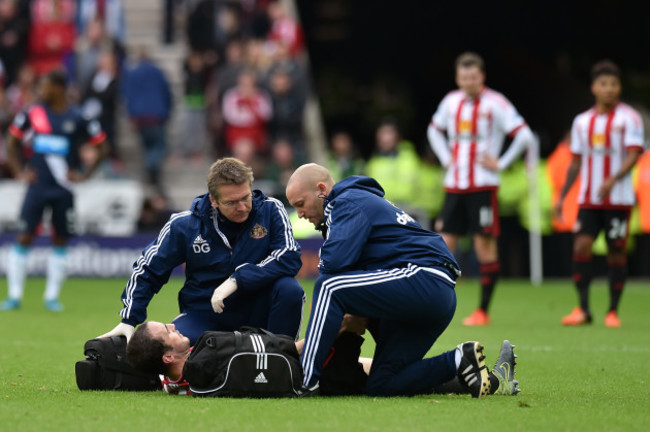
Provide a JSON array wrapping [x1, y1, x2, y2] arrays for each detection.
[[427, 52, 535, 326], [286, 164, 492, 398], [554, 60, 644, 327]]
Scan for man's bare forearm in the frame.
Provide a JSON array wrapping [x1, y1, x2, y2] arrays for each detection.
[[5, 134, 24, 177], [559, 158, 581, 201]]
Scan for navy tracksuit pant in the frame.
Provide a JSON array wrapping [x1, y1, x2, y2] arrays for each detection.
[[172, 276, 305, 345], [301, 264, 458, 396]]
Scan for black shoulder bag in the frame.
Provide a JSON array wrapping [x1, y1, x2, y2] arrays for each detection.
[[183, 327, 303, 398], [75, 336, 161, 391]]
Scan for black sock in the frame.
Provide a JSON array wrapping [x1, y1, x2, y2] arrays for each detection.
[[432, 376, 466, 394], [479, 262, 500, 312], [432, 373, 500, 395], [572, 255, 592, 316], [608, 261, 626, 312]]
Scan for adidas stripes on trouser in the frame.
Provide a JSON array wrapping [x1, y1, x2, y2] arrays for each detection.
[[301, 264, 458, 396]]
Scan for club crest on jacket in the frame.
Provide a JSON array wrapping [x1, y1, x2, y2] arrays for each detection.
[[250, 224, 268, 239]]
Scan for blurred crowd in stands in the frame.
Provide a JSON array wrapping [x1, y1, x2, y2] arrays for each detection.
[[0, 0, 124, 175], [0, 0, 311, 230]]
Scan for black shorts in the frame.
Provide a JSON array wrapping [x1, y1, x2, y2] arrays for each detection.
[[438, 190, 500, 237], [576, 208, 630, 251], [19, 184, 75, 238]]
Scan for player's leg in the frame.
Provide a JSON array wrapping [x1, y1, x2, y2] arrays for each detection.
[[300, 266, 458, 395], [43, 235, 68, 311], [562, 233, 595, 324], [465, 190, 500, 326], [2, 233, 33, 310], [472, 234, 499, 314], [299, 273, 348, 392], [364, 287, 456, 397], [236, 276, 305, 340], [43, 192, 75, 311], [603, 210, 631, 327], [171, 310, 218, 346], [139, 124, 166, 190], [215, 277, 305, 340], [435, 192, 465, 252], [562, 209, 599, 325], [172, 277, 304, 345], [362, 273, 489, 397], [2, 187, 44, 310], [172, 307, 252, 346], [265, 277, 305, 340]]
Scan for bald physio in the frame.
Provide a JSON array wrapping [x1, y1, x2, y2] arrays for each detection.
[[287, 163, 335, 187], [283, 168, 496, 399], [286, 164, 335, 228]]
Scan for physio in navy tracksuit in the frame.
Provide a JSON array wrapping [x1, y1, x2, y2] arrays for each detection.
[[286, 165, 462, 396], [99, 158, 305, 345]]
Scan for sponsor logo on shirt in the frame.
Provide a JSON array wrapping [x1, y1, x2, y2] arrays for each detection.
[[192, 234, 210, 253], [33, 134, 70, 155], [592, 133, 605, 147], [249, 224, 268, 239], [458, 120, 473, 133]]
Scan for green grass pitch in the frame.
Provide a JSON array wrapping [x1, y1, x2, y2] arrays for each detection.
[[1, 277, 649, 431]]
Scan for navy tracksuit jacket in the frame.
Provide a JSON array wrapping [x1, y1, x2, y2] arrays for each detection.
[[301, 176, 462, 396], [118, 191, 304, 343]]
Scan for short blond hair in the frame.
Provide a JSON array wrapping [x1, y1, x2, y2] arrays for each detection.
[[207, 158, 254, 199]]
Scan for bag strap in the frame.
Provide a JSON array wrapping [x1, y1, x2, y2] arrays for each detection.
[[239, 327, 292, 353], [238, 326, 274, 337], [95, 357, 141, 376], [234, 331, 243, 350], [82, 337, 159, 381], [94, 357, 159, 380]]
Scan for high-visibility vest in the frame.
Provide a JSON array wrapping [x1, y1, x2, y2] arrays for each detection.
[[518, 160, 553, 235], [366, 140, 421, 206], [326, 155, 366, 182], [414, 160, 444, 219], [289, 211, 321, 240], [547, 140, 580, 233], [498, 160, 528, 218]]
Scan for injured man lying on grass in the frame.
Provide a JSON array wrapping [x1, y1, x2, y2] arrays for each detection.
[[125, 314, 521, 397]]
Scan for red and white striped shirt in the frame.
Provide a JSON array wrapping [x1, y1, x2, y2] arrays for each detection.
[[429, 87, 528, 192], [570, 102, 644, 208], [161, 374, 190, 395]]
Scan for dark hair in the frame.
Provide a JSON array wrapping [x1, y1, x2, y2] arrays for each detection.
[[591, 60, 620, 83], [377, 116, 400, 132], [45, 69, 68, 89], [126, 322, 170, 375], [455, 52, 485, 73]]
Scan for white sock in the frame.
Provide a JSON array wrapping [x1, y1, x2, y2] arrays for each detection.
[[44, 247, 67, 302], [454, 347, 462, 369], [7, 244, 29, 300]]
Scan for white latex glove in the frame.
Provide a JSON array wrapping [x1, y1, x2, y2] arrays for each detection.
[[211, 277, 238, 313], [97, 323, 136, 342]]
